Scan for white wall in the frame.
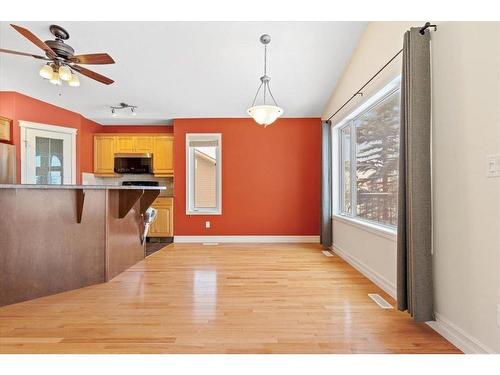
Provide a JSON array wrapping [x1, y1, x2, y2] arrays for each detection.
[[430, 22, 500, 353], [326, 22, 414, 301], [324, 21, 500, 353]]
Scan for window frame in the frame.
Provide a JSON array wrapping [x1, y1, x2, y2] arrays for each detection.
[[185, 133, 222, 215], [332, 76, 401, 232]]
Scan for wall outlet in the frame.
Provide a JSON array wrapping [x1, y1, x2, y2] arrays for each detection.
[[205, 221, 211, 229]]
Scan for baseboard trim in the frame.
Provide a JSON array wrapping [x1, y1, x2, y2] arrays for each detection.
[[330, 245, 495, 354], [174, 235, 320, 243], [426, 313, 496, 354], [331, 244, 397, 299]]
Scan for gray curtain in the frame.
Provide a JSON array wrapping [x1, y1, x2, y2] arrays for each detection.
[[397, 28, 433, 322], [320, 120, 332, 248]]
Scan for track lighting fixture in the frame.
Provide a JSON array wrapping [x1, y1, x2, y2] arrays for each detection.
[[110, 103, 138, 117]]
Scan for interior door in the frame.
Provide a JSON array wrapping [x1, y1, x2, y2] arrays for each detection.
[[24, 128, 74, 184]]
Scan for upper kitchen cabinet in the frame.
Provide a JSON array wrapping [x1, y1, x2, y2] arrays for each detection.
[[135, 136, 153, 153], [93, 134, 173, 177], [115, 136, 135, 153], [115, 136, 153, 154], [94, 136, 115, 176], [153, 135, 174, 177]]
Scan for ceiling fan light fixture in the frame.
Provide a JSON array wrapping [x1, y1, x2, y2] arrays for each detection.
[[49, 71, 61, 85], [39, 64, 53, 80], [68, 73, 80, 87], [1, 24, 115, 87], [58, 65, 72, 81]]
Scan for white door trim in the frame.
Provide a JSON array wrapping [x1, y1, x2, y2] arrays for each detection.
[[19, 121, 77, 184]]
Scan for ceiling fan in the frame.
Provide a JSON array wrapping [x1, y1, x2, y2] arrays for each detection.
[[0, 24, 115, 86]]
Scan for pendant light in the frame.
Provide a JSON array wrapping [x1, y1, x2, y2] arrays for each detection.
[[247, 34, 283, 127]]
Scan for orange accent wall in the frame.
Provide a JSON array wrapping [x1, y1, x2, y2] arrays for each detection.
[[0, 91, 103, 184], [80, 117, 104, 175], [100, 125, 173, 133], [173, 118, 321, 236]]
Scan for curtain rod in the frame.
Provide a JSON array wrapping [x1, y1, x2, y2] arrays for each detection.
[[326, 22, 437, 122]]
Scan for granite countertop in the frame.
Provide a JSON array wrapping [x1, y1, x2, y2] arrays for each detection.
[[0, 184, 168, 191]]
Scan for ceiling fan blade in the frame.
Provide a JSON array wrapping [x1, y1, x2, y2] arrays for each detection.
[[0, 48, 50, 61], [71, 65, 114, 85], [70, 53, 115, 65], [10, 24, 57, 59]]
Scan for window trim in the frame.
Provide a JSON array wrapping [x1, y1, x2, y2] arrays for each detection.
[[185, 133, 222, 215], [332, 75, 401, 232], [332, 213, 397, 241]]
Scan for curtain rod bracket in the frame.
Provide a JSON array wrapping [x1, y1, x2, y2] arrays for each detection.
[[419, 22, 437, 35]]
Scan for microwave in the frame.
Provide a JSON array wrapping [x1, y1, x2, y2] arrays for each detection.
[[114, 153, 153, 174]]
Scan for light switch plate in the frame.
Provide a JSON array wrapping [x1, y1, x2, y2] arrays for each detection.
[[487, 154, 500, 177], [205, 221, 211, 229]]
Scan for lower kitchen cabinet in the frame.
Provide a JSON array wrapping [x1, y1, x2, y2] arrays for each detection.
[[148, 197, 173, 237]]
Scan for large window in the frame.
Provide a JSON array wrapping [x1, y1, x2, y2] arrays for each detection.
[[336, 77, 401, 228], [186, 133, 222, 215]]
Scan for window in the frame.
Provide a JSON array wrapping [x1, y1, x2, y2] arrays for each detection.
[[186, 133, 222, 215], [20, 121, 77, 185], [335, 77, 401, 228]]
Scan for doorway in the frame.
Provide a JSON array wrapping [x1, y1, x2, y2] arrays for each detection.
[[19, 121, 77, 185]]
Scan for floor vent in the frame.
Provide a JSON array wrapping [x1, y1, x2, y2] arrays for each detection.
[[202, 242, 219, 246], [368, 293, 393, 309], [322, 250, 334, 257]]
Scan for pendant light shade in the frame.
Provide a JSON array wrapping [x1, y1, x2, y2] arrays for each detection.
[[247, 34, 283, 127], [58, 65, 72, 81], [39, 64, 54, 79], [49, 71, 62, 85], [247, 105, 283, 126], [68, 74, 80, 87]]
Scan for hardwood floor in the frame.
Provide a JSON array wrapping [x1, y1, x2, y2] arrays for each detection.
[[0, 243, 460, 354]]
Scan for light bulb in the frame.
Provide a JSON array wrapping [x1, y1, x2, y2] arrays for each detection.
[[247, 105, 283, 126], [58, 65, 72, 81], [111, 108, 117, 117], [68, 74, 80, 87], [39, 64, 53, 80], [49, 71, 62, 85], [131, 108, 137, 116]]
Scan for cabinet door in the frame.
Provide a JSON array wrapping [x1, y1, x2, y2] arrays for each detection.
[[116, 136, 135, 153], [148, 198, 173, 237], [94, 136, 115, 175], [134, 136, 153, 153], [153, 136, 174, 176]]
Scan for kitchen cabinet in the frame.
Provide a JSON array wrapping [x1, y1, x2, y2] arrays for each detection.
[[93, 134, 172, 176], [148, 197, 173, 237], [135, 136, 153, 153], [115, 136, 135, 153], [94, 136, 115, 176], [115, 136, 153, 154], [153, 136, 174, 176]]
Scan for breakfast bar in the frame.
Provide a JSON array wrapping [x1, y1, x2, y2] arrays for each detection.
[[0, 184, 166, 306]]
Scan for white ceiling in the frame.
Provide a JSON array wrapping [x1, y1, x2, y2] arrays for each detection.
[[0, 22, 366, 125]]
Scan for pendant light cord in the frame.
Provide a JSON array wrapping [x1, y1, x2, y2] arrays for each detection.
[[250, 36, 279, 107], [263, 45, 267, 104], [264, 44, 267, 76]]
